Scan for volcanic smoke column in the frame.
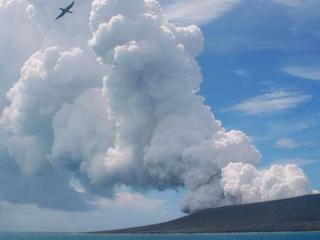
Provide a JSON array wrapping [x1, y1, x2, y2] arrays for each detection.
[[88, 0, 262, 213]]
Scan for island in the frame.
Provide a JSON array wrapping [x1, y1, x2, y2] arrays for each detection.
[[93, 194, 320, 234]]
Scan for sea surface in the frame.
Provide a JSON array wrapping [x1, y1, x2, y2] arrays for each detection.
[[0, 232, 320, 240]]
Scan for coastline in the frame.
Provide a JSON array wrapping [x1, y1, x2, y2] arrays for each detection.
[[90, 195, 320, 235]]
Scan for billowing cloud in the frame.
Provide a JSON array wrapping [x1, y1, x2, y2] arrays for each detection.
[[0, 0, 104, 211], [0, 0, 313, 217], [0, 0, 42, 111], [2, 46, 103, 175], [224, 91, 312, 115], [222, 163, 311, 204], [50, 88, 115, 173]]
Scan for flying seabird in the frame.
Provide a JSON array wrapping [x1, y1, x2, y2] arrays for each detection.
[[56, 1, 75, 20]]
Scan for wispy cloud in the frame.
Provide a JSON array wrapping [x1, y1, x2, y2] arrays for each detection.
[[281, 66, 320, 81], [224, 91, 312, 115], [276, 137, 300, 149], [163, 0, 239, 25], [272, 158, 318, 167], [96, 192, 165, 211], [272, 0, 305, 7]]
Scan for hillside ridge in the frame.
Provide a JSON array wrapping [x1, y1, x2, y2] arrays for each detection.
[[94, 194, 320, 234]]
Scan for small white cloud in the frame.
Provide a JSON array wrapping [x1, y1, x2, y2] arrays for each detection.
[[224, 91, 312, 115], [276, 137, 299, 149], [164, 0, 239, 25], [281, 66, 320, 81], [234, 69, 249, 77]]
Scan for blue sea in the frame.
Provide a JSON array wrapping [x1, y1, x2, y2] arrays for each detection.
[[0, 232, 320, 240]]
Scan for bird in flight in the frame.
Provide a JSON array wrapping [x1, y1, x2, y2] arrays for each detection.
[[56, 1, 75, 20]]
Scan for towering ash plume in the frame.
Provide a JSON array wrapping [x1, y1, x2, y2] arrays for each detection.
[[0, 0, 312, 213]]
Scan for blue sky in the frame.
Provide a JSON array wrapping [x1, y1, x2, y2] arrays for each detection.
[[198, 0, 320, 189]]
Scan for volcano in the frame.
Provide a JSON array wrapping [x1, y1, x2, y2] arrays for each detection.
[[94, 194, 320, 234]]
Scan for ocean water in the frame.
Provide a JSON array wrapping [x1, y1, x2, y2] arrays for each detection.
[[0, 232, 320, 240]]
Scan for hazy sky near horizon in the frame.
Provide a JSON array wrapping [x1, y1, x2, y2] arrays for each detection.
[[0, 0, 319, 232]]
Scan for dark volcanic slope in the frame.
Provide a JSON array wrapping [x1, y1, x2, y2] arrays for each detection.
[[97, 194, 320, 234]]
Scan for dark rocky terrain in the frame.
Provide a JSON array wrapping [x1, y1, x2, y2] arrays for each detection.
[[95, 194, 320, 234]]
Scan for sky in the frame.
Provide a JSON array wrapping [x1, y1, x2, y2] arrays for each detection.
[[0, 0, 319, 232], [197, 0, 320, 190]]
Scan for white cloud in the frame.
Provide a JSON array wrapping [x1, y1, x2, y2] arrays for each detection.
[[234, 69, 249, 77], [163, 0, 239, 25], [2, 46, 103, 176], [0, 0, 42, 111], [276, 137, 299, 149], [222, 162, 312, 204], [281, 66, 320, 81], [224, 91, 312, 115]]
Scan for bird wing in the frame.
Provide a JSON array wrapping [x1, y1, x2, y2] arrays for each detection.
[[66, 1, 75, 11], [55, 11, 66, 20]]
